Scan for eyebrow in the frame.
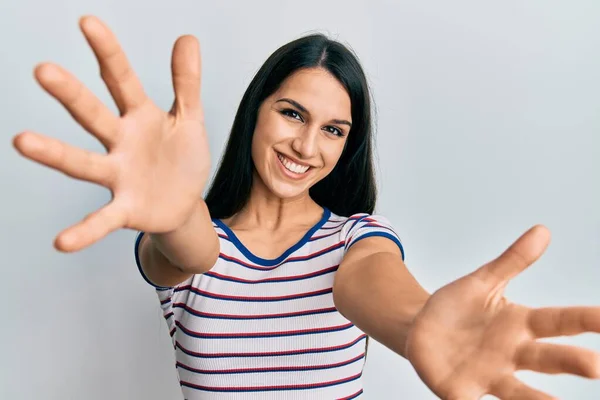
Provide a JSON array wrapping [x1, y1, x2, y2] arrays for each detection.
[[275, 98, 352, 128]]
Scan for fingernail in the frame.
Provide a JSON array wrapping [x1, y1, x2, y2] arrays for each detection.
[[81, 16, 102, 34], [36, 64, 63, 83]]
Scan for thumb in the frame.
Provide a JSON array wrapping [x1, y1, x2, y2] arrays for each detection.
[[473, 224, 551, 288], [171, 34, 202, 116]]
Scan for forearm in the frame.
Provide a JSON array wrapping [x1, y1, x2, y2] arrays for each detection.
[[333, 251, 430, 358], [140, 199, 219, 286]]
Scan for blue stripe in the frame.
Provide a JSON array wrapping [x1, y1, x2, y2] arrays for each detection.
[[134, 231, 172, 290], [212, 208, 331, 266], [360, 224, 398, 238], [347, 215, 369, 233], [216, 230, 344, 247], [217, 241, 344, 271], [347, 232, 405, 261]]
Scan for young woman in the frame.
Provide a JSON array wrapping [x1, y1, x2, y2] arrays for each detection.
[[13, 15, 600, 400]]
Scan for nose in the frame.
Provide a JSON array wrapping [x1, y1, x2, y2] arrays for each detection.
[[291, 126, 319, 159]]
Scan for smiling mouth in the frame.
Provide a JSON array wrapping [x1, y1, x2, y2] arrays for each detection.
[[276, 152, 312, 175]]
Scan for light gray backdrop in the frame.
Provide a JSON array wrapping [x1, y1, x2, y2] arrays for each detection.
[[1, 0, 598, 399]]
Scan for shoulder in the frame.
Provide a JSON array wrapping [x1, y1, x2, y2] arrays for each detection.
[[337, 212, 405, 261]]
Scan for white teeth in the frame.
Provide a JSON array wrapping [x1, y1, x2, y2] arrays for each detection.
[[278, 154, 309, 174]]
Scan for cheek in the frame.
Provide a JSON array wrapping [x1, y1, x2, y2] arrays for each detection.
[[251, 127, 282, 173], [251, 118, 272, 158], [321, 143, 346, 171], [254, 116, 287, 148]]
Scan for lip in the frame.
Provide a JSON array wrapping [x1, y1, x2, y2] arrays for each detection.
[[275, 151, 313, 180], [276, 151, 313, 168]]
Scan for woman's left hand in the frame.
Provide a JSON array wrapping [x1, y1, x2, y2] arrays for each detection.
[[405, 225, 600, 400]]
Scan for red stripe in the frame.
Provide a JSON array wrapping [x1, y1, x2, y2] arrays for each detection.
[[218, 241, 344, 270], [284, 242, 344, 262], [176, 321, 353, 338], [180, 372, 362, 392], [174, 286, 331, 301], [363, 222, 386, 228], [172, 303, 337, 319], [175, 334, 367, 358], [346, 227, 397, 249], [338, 389, 364, 400], [205, 265, 338, 283], [320, 221, 347, 230], [310, 230, 342, 241], [176, 353, 364, 374], [317, 214, 367, 231]]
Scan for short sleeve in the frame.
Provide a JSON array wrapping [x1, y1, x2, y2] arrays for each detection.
[[341, 214, 405, 261], [134, 231, 173, 290]]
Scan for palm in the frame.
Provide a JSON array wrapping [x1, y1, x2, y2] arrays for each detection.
[[13, 16, 209, 251], [112, 102, 209, 231], [405, 226, 600, 400]]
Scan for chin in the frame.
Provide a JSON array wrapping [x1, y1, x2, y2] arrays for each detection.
[[267, 180, 311, 200]]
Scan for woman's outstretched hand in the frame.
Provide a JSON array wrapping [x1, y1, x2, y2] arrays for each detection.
[[13, 16, 210, 252], [405, 225, 600, 399]]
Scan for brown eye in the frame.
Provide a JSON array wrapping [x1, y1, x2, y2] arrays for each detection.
[[324, 126, 344, 137], [280, 109, 303, 122]]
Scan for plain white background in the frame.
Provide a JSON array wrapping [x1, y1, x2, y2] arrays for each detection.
[[1, 1, 598, 398]]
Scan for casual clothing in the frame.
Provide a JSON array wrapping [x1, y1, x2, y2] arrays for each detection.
[[135, 208, 404, 399]]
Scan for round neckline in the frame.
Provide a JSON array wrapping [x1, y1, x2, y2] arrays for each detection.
[[213, 207, 331, 266]]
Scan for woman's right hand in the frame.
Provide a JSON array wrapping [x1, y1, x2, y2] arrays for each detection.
[[13, 16, 211, 253]]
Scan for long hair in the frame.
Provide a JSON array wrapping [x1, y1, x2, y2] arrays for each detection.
[[204, 34, 377, 218]]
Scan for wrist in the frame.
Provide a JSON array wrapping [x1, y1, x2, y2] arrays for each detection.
[[157, 199, 205, 237]]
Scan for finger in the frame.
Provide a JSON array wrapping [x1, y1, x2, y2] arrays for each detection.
[[171, 35, 202, 118], [34, 63, 120, 148], [13, 131, 114, 186], [490, 375, 558, 400], [515, 341, 600, 378], [528, 306, 600, 338], [473, 225, 551, 288], [79, 15, 147, 114], [54, 200, 127, 252]]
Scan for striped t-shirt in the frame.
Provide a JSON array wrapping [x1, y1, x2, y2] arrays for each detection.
[[135, 207, 404, 399]]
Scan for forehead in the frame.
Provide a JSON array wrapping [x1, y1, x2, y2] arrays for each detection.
[[274, 68, 351, 119]]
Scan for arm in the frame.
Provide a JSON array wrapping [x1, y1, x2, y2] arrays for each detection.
[[137, 199, 220, 288], [332, 236, 429, 359]]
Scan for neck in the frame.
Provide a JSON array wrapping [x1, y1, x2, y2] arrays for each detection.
[[225, 176, 324, 232]]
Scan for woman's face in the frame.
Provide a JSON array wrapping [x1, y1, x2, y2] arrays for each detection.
[[251, 67, 352, 200]]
